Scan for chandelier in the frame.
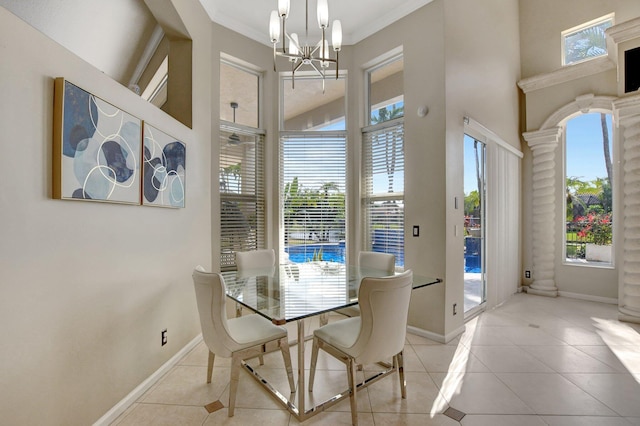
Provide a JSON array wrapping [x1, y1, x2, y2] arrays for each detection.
[[269, 0, 342, 89]]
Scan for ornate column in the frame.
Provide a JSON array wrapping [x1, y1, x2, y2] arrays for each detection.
[[614, 94, 640, 324], [523, 128, 562, 297]]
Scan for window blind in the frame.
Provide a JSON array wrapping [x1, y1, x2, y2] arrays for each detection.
[[362, 120, 405, 267], [280, 133, 347, 262], [220, 123, 265, 270]]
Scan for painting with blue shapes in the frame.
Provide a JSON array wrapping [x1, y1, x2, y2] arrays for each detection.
[[142, 123, 186, 208], [54, 78, 141, 204]]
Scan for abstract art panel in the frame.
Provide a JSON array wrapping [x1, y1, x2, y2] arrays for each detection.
[[142, 123, 186, 208], [53, 78, 141, 204]]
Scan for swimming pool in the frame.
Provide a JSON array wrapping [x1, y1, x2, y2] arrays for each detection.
[[285, 243, 405, 266], [285, 243, 346, 263]]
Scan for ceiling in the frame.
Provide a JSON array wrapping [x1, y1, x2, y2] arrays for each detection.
[[199, 0, 434, 46], [0, 0, 427, 123]]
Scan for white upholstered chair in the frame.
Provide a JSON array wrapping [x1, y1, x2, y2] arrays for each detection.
[[192, 267, 296, 416], [308, 270, 413, 426], [235, 248, 276, 276], [337, 251, 396, 318], [234, 249, 276, 365], [358, 251, 396, 273]]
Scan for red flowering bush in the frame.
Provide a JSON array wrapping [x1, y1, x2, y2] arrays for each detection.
[[576, 213, 612, 245]]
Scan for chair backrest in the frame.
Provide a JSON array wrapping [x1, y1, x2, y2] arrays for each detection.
[[358, 251, 395, 275], [192, 268, 237, 357], [350, 270, 413, 365], [236, 249, 276, 277]]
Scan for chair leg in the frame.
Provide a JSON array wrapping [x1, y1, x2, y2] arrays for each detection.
[[308, 337, 320, 392], [228, 354, 241, 417], [207, 351, 215, 384], [347, 358, 358, 426], [280, 338, 296, 393], [396, 351, 406, 399]]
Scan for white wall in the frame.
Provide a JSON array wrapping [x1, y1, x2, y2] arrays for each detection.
[[443, 0, 522, 333], [353, 1, 448, 336], [0, 1, 212, 423], [349, 0, 522, 339]]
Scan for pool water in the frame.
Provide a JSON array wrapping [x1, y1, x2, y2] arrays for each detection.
[[285, 243, 405, 266], [285, 243, 346, 263]]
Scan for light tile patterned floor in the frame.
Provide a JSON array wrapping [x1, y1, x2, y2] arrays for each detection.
[[111, 293, 640, 425]]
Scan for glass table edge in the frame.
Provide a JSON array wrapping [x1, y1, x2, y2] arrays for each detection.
[[225, 273, 442, 325]]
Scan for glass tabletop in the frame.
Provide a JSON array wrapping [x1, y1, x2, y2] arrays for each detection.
[[221, 262, 441, 324]]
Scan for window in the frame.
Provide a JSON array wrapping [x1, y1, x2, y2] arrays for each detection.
[[562, 14, 613, 66], [362, 122, 404, 268], [219, 58, 263, 270], [564, 112, 614, 265], [282, 76, 345, 131], [220, 59, 259, 128], [362, 55, 405, 268], [280, 74, 347, 263], [367, 56, 404, 125], [141, 55, 168, 107]]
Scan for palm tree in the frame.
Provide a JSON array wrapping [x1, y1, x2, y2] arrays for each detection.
[[600, 113, 612, 185], [565, 25, 609, 64], [371, 105, 404, 194]]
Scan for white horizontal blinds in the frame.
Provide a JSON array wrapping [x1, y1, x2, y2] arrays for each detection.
[[281, 133, 347, 257], [220, 124, 265, 270], [362, 120, 405, 266]]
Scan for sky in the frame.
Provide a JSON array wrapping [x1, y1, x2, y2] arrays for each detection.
[[464, 112, 614, 195]]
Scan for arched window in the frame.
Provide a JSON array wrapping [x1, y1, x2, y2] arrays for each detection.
[[564, 112, 614, 265]]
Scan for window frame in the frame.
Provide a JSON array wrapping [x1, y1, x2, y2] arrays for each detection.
[[361, 117, 405, 270], [562, 112, 615, 268], [219, 56, 265, 270], [561, 14, 614, 67], [278, 72, 348, 263], [365, 52, 404, 126]]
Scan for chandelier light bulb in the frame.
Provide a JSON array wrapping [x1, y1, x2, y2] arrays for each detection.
[[317, 0, 329, 28], [269, 10, 280, 43], [278, 0, 290, 17], [332, 20, 342, 51]]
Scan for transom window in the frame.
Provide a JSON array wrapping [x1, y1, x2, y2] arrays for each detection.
[[562, 14, 613, 66]]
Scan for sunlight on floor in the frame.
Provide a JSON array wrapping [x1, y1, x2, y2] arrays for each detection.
[[430, 317, 478, 417], [593, 317, 640, 382]]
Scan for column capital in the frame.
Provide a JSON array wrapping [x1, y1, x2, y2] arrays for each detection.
[[613, 93, 640, 127], [523, 127, 562, 150]]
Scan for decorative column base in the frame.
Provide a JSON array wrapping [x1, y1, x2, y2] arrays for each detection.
[[619, 312, 640, 325], [526, 280, 558, 297]]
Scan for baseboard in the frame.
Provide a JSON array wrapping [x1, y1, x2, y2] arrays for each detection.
[[93, 334, 203, 426], [558, 291, 618, 305], [407, 324, 465, 344]]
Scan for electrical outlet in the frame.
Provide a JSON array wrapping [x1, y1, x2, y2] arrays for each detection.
[[453, 303, 457, 315], [525, 270, 531, 279], [161, 329, 167, 346]]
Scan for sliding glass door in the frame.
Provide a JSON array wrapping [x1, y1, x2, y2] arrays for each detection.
[[464, 134, 486, 314]]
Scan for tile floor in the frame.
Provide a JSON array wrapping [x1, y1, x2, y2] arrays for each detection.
[[112, 293, 640, 425]]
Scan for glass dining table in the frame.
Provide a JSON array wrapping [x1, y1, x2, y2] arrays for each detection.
[[221, 261, 441, 422]]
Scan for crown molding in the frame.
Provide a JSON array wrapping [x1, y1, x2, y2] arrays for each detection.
[[606, 16, 640, 44], [517, 56, 615, 94]]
